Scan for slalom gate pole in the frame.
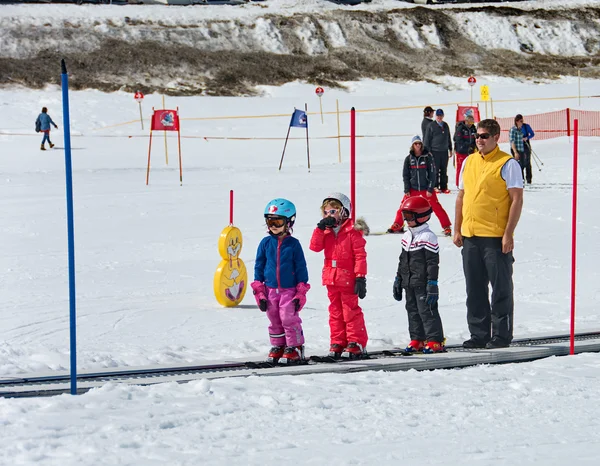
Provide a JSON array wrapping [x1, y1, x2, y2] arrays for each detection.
[[336, 99, 341, 163], [61, 59, 78, 395], [177, 107, 182, 186], [305, 103, 311, 172], [350, 107, 356, 223], [570, 119, 579, 355], [278, 126, 291, 171], [229, 190, 234, 225]]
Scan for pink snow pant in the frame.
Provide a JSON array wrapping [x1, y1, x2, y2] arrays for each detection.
[[327, 285, 368, 348], [266, 287, 304, 347]]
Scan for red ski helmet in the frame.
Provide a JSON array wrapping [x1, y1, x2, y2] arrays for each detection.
[[401, 196, 432, 225]]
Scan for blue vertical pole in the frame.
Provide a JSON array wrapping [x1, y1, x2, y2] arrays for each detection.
[[61, 59, 77, 395]]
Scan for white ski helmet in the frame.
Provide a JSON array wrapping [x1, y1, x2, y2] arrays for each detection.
[[323, 192, 351, 218]]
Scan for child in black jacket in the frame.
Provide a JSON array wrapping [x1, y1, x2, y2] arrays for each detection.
[[392, 195, 445, 354]]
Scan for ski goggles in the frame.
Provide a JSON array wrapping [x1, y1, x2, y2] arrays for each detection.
[[402, 210, 431, 222], [475, 132, 492, 140], [266, 217, 286, 228], [324, 209, 339, 216]]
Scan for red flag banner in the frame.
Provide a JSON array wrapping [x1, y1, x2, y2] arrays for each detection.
[[151, 109, 180, 131], [456, 105, 480, 124]]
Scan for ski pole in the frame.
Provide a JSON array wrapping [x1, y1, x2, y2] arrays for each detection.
[[531, 148, 544, 166], [531, 151, 542, 172]]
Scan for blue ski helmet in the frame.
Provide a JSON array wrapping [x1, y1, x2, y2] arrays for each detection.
[[264, 198, 296, 227]]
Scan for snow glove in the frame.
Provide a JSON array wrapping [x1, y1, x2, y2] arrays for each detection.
[[317, 217, 337, 230], [393, 277, 403, 301], [292, 282, 311, 313], [426, 280, 439, 305], [251, 280, 268, 312], [354, 277, 367, 300]]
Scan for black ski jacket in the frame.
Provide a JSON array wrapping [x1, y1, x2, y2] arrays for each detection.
[[403, 148, 436, 194], [421, 117, 433, 139], [396, 224, 439, 288], [424, 121, 452, 152], [454, 121, 477, 155]]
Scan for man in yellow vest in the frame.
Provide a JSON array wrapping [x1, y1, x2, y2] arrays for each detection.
[[453, 119, 524, 349]]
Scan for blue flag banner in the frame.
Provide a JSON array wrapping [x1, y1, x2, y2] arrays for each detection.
[[290, 109, 308, 128]]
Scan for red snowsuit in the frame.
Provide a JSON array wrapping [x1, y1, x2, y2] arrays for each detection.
[[309, 219, 368, 348]]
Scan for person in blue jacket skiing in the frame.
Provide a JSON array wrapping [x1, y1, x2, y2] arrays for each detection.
[[251, 198, 310, 365], [35, 107, 58, 151]]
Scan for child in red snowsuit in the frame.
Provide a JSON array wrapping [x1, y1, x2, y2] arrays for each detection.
[[309, 192, 369, 359]]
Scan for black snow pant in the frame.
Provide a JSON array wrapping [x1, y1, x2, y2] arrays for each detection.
[[511, 148, 531, 184], [432, 150, 449, 191], [462, 236, 514, 344], [405, 286, 444, 342], [523, 143, 533, 184]]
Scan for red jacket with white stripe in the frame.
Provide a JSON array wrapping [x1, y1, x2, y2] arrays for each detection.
[[309, 219, 367, 289], [395, 223, 439, 288]]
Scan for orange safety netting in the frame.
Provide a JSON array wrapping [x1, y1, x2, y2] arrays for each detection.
[[497, 108, 600, 143]]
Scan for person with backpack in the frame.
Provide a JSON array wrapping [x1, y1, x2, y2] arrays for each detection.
[[35, 107, 58, 151]]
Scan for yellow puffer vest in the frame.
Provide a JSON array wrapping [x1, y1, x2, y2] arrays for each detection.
[[462, 146, 512, 237]]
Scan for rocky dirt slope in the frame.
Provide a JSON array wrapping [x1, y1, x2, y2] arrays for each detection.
[[1, 4, 599, 95]]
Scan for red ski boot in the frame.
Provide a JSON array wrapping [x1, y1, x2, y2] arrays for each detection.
[[278, 346, 305, 365], [423, 341, 445, 354], [328, 343, 344, 359], [266, 345, 285, 363], [341, 342, 366, 360], [404, 340, 425, 353]]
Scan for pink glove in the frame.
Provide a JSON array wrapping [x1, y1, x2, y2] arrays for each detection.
[[251, 281, 268, 312], [292, 282, 311, 313]]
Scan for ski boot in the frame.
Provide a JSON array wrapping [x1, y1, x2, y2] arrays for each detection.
[[387, 223, 405, 234], [404, 340, 425, 353], [328, 343, 344, 360], [278, 346, 304, 365], [341, 342, 366, 360], [266, 345, 285, 364], [423, 341, 445, 354]]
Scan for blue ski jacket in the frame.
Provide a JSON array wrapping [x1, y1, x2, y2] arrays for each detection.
[[36, 113, 56, 131], [254, 235, 309, 289]]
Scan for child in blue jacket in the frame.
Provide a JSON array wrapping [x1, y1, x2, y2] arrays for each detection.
[[251, 198, 310, 364]]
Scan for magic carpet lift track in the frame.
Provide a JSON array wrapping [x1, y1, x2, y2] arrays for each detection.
[[2, 331, 600, 398]]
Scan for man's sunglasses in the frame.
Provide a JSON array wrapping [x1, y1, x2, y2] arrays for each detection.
[[324, 209, 339, 215], [266, 217, 286, 228], [475, 133, 492, 140]]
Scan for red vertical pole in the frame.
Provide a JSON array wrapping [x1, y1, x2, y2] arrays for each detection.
[[229, 190, 234, 225], [570, 119, 579, 355], [177, 108, 182, 186], [350, 107, 356, 223], [566, 108, 571, 137]]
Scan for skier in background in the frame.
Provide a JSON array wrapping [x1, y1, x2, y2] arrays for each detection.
[[35, 107, 58, 151], [393, 196, 445, 354], [252, 198, 310, 365], [421, 106, 434, 139], [520, 116, 535, 184], [388, 135, 452, 236], [424, 109, 453, 193], [453, 112, 477, 188], [310, 192, 369, 360]]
